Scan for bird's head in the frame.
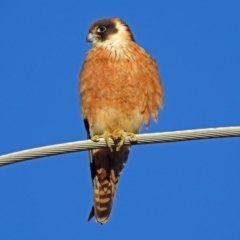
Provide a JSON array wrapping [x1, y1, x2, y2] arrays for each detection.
[[86, 18, 135, 46]]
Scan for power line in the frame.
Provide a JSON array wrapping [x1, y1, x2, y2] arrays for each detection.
[[0, 126, 239, 167]]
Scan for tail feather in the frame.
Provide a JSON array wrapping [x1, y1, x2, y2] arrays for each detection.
[[88, 146, 129, 224], [93, 176, 116, 223]]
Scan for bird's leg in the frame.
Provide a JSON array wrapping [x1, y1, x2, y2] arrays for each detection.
[[91, 130, 114, 151], [115, 129, 137, 151]]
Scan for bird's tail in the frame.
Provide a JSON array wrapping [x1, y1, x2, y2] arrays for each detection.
[[88, 169, 118, 223], [88, 146, 129, 223]]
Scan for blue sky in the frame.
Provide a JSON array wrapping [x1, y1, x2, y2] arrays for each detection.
[[0, 0, 240, 239]]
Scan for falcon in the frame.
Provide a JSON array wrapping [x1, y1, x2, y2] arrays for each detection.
[[79, 18, 164, 224]]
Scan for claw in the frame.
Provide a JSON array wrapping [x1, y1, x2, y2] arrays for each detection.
[[91, 130, 137, 152], [91, 131, 113, 151], [115, 130, 137, 151]]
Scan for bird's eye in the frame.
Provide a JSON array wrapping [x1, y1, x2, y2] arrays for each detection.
[[97, 26, 107, 33]]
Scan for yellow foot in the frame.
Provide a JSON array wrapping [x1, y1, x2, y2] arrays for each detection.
[[91, 131, 114, 151], [115, 130, 137, 151]]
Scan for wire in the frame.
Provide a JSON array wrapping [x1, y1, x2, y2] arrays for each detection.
[[0, 126, 240, 167]]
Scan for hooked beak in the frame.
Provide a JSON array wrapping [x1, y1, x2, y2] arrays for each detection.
[[86, 33, 96, 42]]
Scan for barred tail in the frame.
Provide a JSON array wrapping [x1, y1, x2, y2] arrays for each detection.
[[88, 146, 130, 224], [92, 172, 117, 223]]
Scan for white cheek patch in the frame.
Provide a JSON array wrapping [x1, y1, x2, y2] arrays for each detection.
[[94, 21, 133, 60], [109, 21, 129, 44]]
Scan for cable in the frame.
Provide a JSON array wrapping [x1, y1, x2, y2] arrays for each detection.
[[0, 126, 240, 167]]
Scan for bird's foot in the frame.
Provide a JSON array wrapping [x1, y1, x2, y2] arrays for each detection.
[[91, 130, 137, 152], [91, 131, 114, 151], [115, 129, 137, 151]]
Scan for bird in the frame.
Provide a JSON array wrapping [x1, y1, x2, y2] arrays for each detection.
[[79, 17, 164, 224]]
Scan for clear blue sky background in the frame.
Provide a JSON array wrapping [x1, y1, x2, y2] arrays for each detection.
[[1, 0, 240, 239]]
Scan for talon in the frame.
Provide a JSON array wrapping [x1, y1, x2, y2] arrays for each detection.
[[91, 130, 137, 152], [91, 131, 113, 152], [105, 136, 113, 152], [115, 130, 137, 151], [129, 133, 137, 142], [91, 135, 101, 142]]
